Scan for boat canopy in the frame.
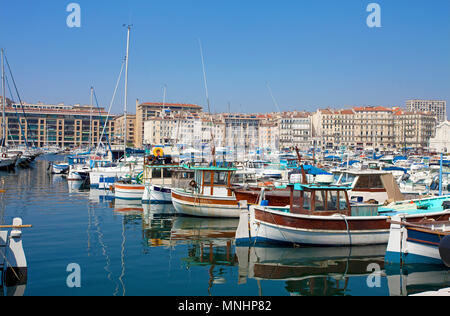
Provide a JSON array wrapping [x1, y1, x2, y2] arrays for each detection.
[[393, 156, 408, 163], [382, 166, 408, 174], [300, 165, 332, 176]]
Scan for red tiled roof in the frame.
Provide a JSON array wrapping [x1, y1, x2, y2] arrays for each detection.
[[140, 102, 202, 108], [353, 106, 393, 112]]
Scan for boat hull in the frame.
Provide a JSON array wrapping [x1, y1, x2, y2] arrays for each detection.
[[142, 185, 172, 204], [171, 188, 240, 218], [237, 206, 450, 247], [114, 183, 145, 200], [385, 217, 449, 265]]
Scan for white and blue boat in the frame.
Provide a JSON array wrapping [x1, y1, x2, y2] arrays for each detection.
[[51, 162, 69, 174], [385, 214, 450, 265], [142, 164, 180, 204]]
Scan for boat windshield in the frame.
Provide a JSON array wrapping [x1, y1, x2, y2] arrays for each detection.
[[203, 171, 230, 186]]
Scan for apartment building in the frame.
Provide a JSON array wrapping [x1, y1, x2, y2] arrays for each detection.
[[406, 100, 447, 123], [113, 114, 136, 146], [0, 101, 114, 148], [135, 100, 202, 148], [278, 112, 311, 150], [312, 106, 436, 151]]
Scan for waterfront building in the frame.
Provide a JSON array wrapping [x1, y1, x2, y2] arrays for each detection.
[[427, 121, 450, 153], [143, 116, 176, 146], [135, 100, 202, 148], [113, 114, 136, 147], [258, 118, 279, 153], [278, 112, 311, 151], [0, 101, 114, 148], [406, 99, 447, 123], [312, 106, 436, 152]]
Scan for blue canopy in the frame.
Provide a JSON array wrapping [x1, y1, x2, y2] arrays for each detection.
[[324, 155, 341, 161], [382, 166, 408, 174], [373, 153, 384, 160], [340, 160, 359, 167], [393, 156, 407, 163], [300, 165, 332, 175]]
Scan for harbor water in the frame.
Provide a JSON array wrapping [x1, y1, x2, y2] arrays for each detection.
[[0, 156, 448, 296]]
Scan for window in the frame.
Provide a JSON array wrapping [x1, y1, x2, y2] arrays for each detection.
[[354, 175, 383, 189], [327, 191, 338, 211], [302, 191, 311, 210], [314, 191, 326, 211]]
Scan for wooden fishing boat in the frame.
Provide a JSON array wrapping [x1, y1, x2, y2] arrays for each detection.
[[171, 165, 241, 218], [232, 186, 291, 206], [235, 182, 450, 247], [385, 215, 450, 265]]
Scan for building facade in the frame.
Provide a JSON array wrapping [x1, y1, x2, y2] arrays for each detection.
[[135, 100, 202, 148], [312, 106, 436, 151], [279, 112, 311, 150], [406, 100, 447, 123], [113, 114, 136, 147], [429, 121, 450, 153], [0, 102, 114, 148]]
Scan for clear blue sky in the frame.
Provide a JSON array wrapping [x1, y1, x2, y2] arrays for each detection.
[[0, 0, 448, 116]]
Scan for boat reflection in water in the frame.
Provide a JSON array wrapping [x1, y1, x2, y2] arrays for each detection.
[[101, 199, 449, 296], [385, 264, 449, 296], [236, 245, 387, 296], [142, 212, 238, 292], [236, 245, 449, 296]]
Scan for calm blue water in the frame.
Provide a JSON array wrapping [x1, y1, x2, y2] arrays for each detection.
[[0, 156, 448, 296]]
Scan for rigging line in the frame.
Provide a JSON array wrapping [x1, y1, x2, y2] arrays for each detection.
[[92, 87, 113, 155], [95, 60, 125, 157], [266, 82, 282, 114], [198, 39, 211, 114], [4, 53, 32, 147], [4, 75, 27, 145], [198, 39, 216, 163]]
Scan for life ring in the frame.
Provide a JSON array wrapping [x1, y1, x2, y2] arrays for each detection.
[[1, 153, 6, 158], [152, 147, 164, 157], [189, 180, 198, 189]]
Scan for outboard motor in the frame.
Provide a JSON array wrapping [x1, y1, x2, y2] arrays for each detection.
[[439, 235, 450, 268]]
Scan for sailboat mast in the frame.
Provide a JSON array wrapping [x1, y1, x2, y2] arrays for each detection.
[[89, 86, 93, 149], [198, 39, 215, 165], [123, 25, 131, 152], [1, 48, 6, 147]]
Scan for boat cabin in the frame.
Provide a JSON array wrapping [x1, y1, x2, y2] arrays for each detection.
[[288, 183, 352, 216], [142, 164, 180, 185], [68, 155, 87, 166], [335, 170, 404, 204], [185, 165, 237, 197]]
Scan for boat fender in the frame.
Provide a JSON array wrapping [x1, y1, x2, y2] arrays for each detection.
[[439, 235, 450, 268]]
